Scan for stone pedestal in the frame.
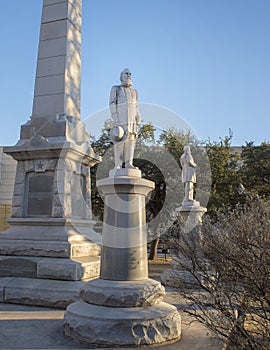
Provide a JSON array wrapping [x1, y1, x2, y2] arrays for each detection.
[[161, 204, 207, 289], [64, 169, 181, 346], [175, 204, 207, 234], [0, 127, 101, 307]]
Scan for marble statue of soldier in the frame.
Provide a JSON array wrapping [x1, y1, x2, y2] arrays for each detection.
[[109, 69, 141, 169], [180, 145, 197, 204]]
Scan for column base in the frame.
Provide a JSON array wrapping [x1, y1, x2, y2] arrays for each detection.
[[65, 277, 181, 346], [80, 278, 165, 307], [64, 301, 181, 347]]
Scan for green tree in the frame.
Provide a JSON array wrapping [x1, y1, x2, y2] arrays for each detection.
[[205, 132, 242, 217], [91, 123, 194, 259], [159, 128, 211, 209], [145, 128, 197, 259], [158, 127, 193, 165], [240, 142, 270, 198], [90, 122, 162, 223]]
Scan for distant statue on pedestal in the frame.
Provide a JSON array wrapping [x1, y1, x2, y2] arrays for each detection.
[[180, 145, 197, 206], [109, 68, 141, 169]]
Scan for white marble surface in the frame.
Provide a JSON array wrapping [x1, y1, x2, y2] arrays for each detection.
[[180, 145, 197, 204], [109, 69, 141, 169]]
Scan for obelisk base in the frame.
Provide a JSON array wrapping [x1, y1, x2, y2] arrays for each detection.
[[0, 140, 101, 306]]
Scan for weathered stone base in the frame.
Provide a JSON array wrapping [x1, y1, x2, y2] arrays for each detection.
[[0, 218, 101, 258], [0, 218, 101, 282], [80, 278, 165, 307], [0, 277, 87, 308], [64, 301, 181, 346], [65, 277, 181, 346], [0, 256, 100, 281], [0, 218, 102, 307]]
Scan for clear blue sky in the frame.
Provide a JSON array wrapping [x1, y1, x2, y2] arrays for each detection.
[[1, 0, 269, 146]]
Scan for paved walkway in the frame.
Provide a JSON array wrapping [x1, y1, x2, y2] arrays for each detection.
[[0, 290, 223, 350]]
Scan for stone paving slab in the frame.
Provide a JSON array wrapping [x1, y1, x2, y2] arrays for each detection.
[[0, 292, 223, 350]]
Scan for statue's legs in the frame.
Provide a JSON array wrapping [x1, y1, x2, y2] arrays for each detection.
[[113, 135, 137, 169], [124, 135, 136, 168], [185, 182, 194, 202], [114, 143, 124, 169]]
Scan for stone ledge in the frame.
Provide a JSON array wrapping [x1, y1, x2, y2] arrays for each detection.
[[0, 240, 70, 258], [80, 278, 165, 307], [0, 255, 100, 281], [0, 256, 42, 278], [1, 277, 86, 308], [0, 277, 15, 302], [109, 168, 142, 178], [7, 217, 97, 226], [37, 256, 100, 281], [0, 239, 101, 259]]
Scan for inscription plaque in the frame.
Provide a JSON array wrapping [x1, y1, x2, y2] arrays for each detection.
[[27, 173, 53, 216], [71, 173, 86, 218]]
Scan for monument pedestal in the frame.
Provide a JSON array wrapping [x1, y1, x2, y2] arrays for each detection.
[[161, 204, 207, 289], [64, 170, 181, 346], [0, 117, 101, 307], [175, 203, 207, 233], [0, 218, 100, 281]]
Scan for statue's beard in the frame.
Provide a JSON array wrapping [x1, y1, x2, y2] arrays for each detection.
[[122, 78, 132, 87]]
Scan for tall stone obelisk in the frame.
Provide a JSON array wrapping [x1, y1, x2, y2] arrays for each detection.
[[0, 0, 101, 307], [32, 0, 82, 120]]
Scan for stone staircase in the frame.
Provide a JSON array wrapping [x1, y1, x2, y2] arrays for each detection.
[[0, 219, 101, 307]]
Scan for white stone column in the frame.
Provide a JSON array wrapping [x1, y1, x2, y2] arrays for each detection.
[[98, 174, 153, 280]]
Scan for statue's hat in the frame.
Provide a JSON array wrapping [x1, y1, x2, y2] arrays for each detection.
[[110, 126, 127, 144]]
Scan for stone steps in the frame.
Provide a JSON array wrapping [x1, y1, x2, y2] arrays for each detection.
[[0, 240, 100, 258], [0, 223, 101, 307], [70, 241, 100, 258], [0, 255, 100, 281], [37, 256, 101, 281], [0, 277, 86, 308]]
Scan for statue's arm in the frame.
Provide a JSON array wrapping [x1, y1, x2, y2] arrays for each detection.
[[135, 89, 141, 125], [188, 154, 197, 168], [181, 153, 196, 168], [109, 86, 118, 116]]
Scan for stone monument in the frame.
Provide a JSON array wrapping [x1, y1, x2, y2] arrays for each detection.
[[0, 0, 101, 307], [64, 70, 181, 347], [161, 145, 207, 288], [176, 145, 207, 229]]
